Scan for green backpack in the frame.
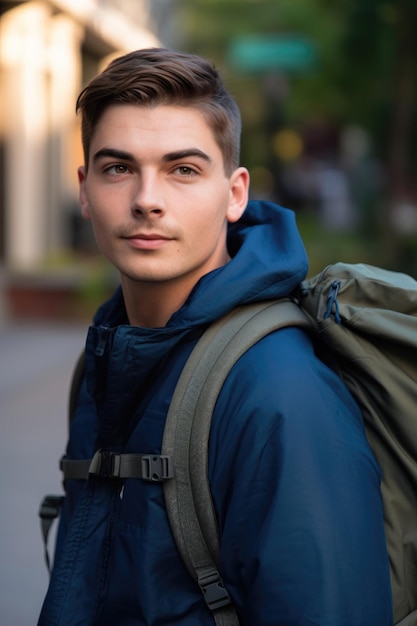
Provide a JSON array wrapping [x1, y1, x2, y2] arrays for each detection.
[[40, 262, 417, 626]]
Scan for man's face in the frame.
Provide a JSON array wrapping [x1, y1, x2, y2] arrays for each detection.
[[78, 104, 248, 291]]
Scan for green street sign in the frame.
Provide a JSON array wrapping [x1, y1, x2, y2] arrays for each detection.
[[228, 35, 317, 72]]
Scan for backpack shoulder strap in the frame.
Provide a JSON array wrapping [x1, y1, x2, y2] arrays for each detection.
[[69, 349, 85, 423], [162, 299, 310, 624]]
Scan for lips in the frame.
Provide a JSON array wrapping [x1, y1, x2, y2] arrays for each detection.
[[128, 233, 168, 240], [124, 233, 172, 250]]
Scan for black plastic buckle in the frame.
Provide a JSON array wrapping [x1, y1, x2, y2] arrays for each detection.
[[101, 451, 118, 477], [89, 450, 121, 478], [198, 569, 231, 611], [141, 455, 174, 482], [39, 495, 65, 520]]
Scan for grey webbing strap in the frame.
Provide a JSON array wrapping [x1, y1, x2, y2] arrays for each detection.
[[60, 458, 91, 479], [39, 495, 65, 573], [162, 300, 310, 625], [60, 451, 174, 482], [395, 609, 417, 626]]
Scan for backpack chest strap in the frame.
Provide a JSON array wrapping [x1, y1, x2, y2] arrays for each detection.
[[60, 451, 174, 482]]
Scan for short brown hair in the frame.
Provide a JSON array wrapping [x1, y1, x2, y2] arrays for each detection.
[[76, 48, 241, 175]]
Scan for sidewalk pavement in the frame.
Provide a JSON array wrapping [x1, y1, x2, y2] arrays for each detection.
[[0, 319, 87, 625]]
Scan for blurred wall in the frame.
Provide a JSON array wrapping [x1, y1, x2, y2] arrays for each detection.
[[0, 0, 159, 270]]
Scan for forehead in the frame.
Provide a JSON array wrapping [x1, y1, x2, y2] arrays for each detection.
[[90, 103, 220, 156]]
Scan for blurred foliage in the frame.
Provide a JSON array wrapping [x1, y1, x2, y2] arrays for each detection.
[[173, 0, 417, 275], [297, 212, 388, 278], [175, 0, 417, 175]]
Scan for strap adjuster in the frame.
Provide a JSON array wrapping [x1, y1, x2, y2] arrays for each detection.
[[39, 495, 65, 520], [198, 568, 232, 610], [88, 450, 120, 477], [87, 450, 174, 482]]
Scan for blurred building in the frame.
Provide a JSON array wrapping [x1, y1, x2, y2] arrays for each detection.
[[0, 0, 159, 271]]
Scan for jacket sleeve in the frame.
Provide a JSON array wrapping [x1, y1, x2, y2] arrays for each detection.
[[208, 327, 393, 626]]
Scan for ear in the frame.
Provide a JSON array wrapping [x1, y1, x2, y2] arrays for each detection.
[[78, 166, 91, 220], [226, 167, 250, 223]]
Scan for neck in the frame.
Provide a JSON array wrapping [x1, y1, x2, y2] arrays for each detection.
[[121, 275, 200, 328], [120, 244, 232, 327]]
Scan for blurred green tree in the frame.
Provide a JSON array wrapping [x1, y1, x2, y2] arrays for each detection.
[[336, 0, 417, 268], [173, 0, 417, 273]]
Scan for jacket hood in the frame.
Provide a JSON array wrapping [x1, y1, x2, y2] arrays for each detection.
[[94, 200, 308, 329]]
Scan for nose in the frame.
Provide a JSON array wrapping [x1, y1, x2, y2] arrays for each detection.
[[131, 171, 164, 218]]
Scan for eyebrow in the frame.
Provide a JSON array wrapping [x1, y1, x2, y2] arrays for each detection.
[[92, 148, 134, 163], [162, 149, 212, 164], [92, 147, 212, 165]]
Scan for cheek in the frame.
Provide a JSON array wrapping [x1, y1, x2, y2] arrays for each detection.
[[86, 194, 116, 233], [87, 212, 113, 250], [188, 192, 230, 233], [187, 214, 228, 256]]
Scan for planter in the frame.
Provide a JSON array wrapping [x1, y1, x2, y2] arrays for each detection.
[[6, 270, 85, 321]]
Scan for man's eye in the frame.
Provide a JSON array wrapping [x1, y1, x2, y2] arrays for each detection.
[[176, 166, 196, 176], [105, 164, 129, 175]]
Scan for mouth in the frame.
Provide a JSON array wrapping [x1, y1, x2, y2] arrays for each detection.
[[123, 233, 172, 251]]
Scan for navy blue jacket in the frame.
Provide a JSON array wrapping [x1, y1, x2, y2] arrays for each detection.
[[38, 201, 393, 625]]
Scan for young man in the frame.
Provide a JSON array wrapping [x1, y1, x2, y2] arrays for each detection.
[[38, 48, 393, 625]]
